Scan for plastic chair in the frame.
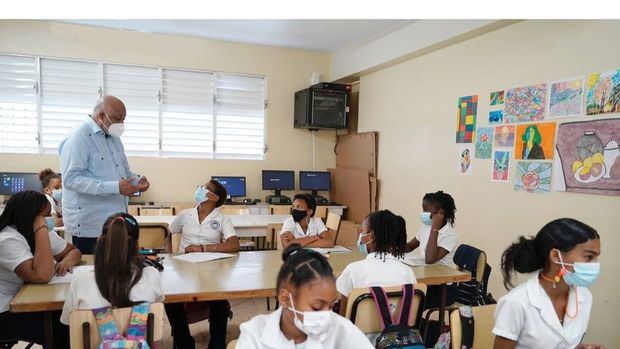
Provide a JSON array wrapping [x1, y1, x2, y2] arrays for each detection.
[[139, 224, 169, 250], [449, 308, 462, 349], [472, 304, 496, 348], [325, 212, 341, 243], [264, 223, 283, 250], [227, 339, 237, 349]]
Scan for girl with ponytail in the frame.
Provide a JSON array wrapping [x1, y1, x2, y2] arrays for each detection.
[[60, 212, 164, 325], [493, 218, 604, 349]]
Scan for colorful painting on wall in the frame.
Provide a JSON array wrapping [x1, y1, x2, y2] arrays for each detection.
[[492, 150, 511, 182], [458, 144, 474, 175], [586, 69, 620, 115], [494, 125, 516, 148], [548, 78, 584, 118], [489, 110, 503, 125], [553, 118, 620, 196], [504, 83, 547, 123], [514, 161, 553, 194], [475, 127, 493, 159], [456, 95, 478, 143], [515, 122, 557, 160], [490, 90, 505, 105]]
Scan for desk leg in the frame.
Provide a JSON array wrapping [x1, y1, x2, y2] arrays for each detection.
[[44, 311, 53, 349], [437, 284, 447, 333]]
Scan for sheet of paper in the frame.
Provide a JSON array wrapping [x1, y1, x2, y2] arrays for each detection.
[[49, 265, 94, 284], [172, 252, 236, 264], [308, 245, 351, 254], [403, 253, 428, 266]]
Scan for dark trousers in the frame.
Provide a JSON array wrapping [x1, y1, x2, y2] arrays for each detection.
[[164, 301, 229, 349], [72, 236, 98, 254], [0, 310, 69, 348]]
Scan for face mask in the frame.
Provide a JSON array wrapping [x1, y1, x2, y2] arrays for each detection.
[[45, 217, 55, 232], [556, 251, 600, 287], [51, 189, 62, 202], [105, 114, 125, 138], [357, 232, 370, 255], [291, 209, 307, 223], [194, 187, 209, 204], [420, 212, 432, 226], [288, 292, 332, 338]]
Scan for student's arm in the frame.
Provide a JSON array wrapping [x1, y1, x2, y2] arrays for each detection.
[[577, 344, 606, 349], [204, 236, 240, 253], [405, 238, 420, 253], [302, 230, 334, 248], [339, 295, 349, 316], [53, 243, 82, 276], [424, 210, 449, 264], [14, 216, 55, 283], [493, 336, 517, 349]]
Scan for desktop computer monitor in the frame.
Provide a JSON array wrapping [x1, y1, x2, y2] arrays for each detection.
[[299, 171, 331, 196], [0, 172, 42, 196], [211, 176, 247, 199], [262, 170, 294, 197]]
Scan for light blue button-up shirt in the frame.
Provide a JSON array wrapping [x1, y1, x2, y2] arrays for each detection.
[[59, 117, 135, 238]]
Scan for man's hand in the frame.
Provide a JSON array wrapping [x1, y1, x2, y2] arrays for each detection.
[[119, 178, 139, 196], [137, 176, 150, 192]]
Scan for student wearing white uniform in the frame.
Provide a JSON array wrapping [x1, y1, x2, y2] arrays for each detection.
[[237, 244, 374, 349], [336, 209, 416, 315], [280, 194, 333, 249], [405, 191, 459, 309], [39, 168, 63, 227], [0, 191, 81, 348], [60, 212, 164, 325], [494, 218, 605, 349], [165, 179, 238, 349]]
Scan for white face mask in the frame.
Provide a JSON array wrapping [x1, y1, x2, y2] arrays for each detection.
[[287, 292, 332, 338], [104, 114, 125, 138]]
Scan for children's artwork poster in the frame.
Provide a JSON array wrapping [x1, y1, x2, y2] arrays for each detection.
[[456, 95, 478, 143], [490, 90, 505, 105], [492, 150, 511, 182], [489, 110, 503, 125], [457, 144, 474, 175], [548, 78, 584, 119], [493, 125, 516, 148], [475, 127, 493, 159], [504, 83, 547, 123], [586, 69, 620, 115], [553, 118, 620, 196], [514, 161, 553, 194], [515, 122, 557, 160]]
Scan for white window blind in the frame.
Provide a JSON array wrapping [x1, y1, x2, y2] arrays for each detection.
[[0, 54, 38, 153], [215, 73, 265, 160], [40, 59, 100, 153], [104, 64, 159, 156], [161, 69, 214, 158]]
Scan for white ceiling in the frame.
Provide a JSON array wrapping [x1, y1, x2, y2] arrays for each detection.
[[59, 19, 412, 52]]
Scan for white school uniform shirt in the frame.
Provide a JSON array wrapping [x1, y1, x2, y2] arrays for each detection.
[[46, 193, 62, 218], [336, 252, 417, 297], [280, 217, 327, 238], [237, 307, 374, 349], [170, 207, 236, 252], [415, 224, 458, 268], [493, 273, 592, 349], [60, 266, 164, 325], [0, 225, 67, 313]]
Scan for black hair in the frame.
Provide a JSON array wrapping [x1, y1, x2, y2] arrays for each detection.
[[208, 179, 228, 207], [0, 191, 49, 253], [367, 210, 407, 259], [276, 243, 334, 292], [501, 218, 599, 289], [38, 168, 60, 190], [423, 191, 456, 226], [293, 193, 317, 217]]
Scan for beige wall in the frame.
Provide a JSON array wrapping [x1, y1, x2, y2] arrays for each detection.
[[358, 20, 620, 345], [0, 20, 334, 202]]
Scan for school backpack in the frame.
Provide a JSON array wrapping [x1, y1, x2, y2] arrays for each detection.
[[92, 302, 151, 349], [452, 244, 497, 306], [370, 284, 425, 349]]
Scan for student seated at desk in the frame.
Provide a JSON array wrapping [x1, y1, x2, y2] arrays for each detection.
[[280, 194, 333, 249], [237, 244, 374, 349], [493, 218, 605, 349], [0, 191, 81, 348], [405, 190, 458, 309], [39, 168, 63, 227], [165, 179, 237, 349], [336, 209, 416, 315], [60, 212, 164, 325]]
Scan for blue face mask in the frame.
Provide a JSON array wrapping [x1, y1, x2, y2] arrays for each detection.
[[51, 189, 62, 202], [357, 232, 370, 255], [557, 251, 600, 288], [194, 187, 209, 204], [420, 212, 432, 226], [45, 217, 55, 232]]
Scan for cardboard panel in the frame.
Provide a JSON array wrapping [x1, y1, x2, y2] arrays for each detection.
[[329, 167, 370, 223], [336, 220, 362, 249], [335, 132, 377, 177]]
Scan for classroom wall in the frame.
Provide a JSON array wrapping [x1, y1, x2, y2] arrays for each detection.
[[357, 20, 620, 345], [0, 20, 335, 202]]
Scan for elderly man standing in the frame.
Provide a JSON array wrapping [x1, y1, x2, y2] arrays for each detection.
[[59, 95, 150, 253]]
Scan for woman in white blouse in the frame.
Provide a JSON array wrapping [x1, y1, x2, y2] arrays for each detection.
[[280, 194, 333, 249]]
